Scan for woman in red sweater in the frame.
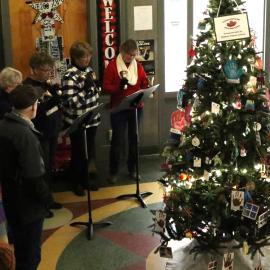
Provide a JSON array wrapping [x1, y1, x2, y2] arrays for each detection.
[[103, 39, 149, 183]]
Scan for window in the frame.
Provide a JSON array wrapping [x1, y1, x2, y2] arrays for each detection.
[[164, 0, 188, 92], [165, 0, 266, 93]]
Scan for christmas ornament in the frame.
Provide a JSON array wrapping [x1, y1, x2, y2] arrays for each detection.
[[222, 252, 234, 270], [203, 170, 210, 181], [191, 136, 200, 147], [184, 230, 194, 239], [231, 191, 244, 211], [254, 258, 262, 270], [193, 157, 202, 167], [246, 76, 257, 93], [253, 122, 262, 131], [205, 157, 212, 165], [242, 241, 249, 255], [177, 88, 186, 109], [257, 209, 269, 228], [224, 60, 244, 84], [233, 94, 242, 109], [170, 110, 186, 133], [257, 71, 265, 86], [245, 100, 255, 112], [240, 147, 247, 157], [213, 153, 222, 166], [154, 210, 166, 233], [242, 202, 260, 220], [255, 56, 263, 70], [244, 191, 252, 202], [211, 102, 220, 114], [188, 46, 196, 58], [159, 246, 173, 258], [179, 172, 188, 181], [208, 259, 217, 270], [256, 132, 261, 146]]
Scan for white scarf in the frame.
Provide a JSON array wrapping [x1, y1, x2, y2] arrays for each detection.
[[116, 54, 138, 86]]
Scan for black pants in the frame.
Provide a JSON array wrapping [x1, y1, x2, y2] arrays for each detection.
[[40, 136, 58, 184], [69, 126, 97, 187], [110, 108, 142, 175], [8, 218, 44, 270]]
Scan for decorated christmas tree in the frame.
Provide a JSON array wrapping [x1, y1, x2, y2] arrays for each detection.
[[156, 0, 270, 265]]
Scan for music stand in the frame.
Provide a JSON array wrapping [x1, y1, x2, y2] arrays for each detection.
[[111, 84, 160, 208], [66, 104, 112, 240]]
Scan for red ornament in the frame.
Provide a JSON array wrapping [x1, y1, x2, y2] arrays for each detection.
[[179, 172, 188, 181], [188, 46, 196, 58]]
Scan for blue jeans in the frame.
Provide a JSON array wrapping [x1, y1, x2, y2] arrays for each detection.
[[8, 218, 44, 270], [110, 108, 142, 175]]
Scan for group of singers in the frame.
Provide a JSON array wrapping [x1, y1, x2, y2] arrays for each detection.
[[0, 38, 149, 269]]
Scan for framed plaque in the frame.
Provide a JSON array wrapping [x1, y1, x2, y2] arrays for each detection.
[[214, 13, 250, 42]]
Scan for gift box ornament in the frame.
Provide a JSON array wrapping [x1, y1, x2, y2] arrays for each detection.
[[224, 60, 244, 84]]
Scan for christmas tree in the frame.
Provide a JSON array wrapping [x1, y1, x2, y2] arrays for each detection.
[[157, 0, 270, 260]]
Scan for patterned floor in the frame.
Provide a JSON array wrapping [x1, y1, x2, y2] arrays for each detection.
[[0, 182, 165, 270]]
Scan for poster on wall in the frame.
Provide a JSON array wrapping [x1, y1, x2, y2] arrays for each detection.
[[136, 39, 155, 75], [214, 13, 250, 42], [97, 0, 120, 79]]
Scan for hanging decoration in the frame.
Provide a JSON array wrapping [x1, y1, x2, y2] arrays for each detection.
[[26, 0, 64, 41], [224, 60, 244, 84], [214, 0, 250, 43], [26, 0, 67, 84]]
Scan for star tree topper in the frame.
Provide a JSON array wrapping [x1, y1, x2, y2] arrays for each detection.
[[26, 0, 64, 24]]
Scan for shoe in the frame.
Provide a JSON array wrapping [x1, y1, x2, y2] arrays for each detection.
[[73, 185, 85, 196], [45, 210, 54, 218], [129, 172, 141, 181], [49, 201, 63, 210], [108, 174, 117, 184]]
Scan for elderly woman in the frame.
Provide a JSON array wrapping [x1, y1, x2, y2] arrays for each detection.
[[103, 39, 149, 184], [62, 41, 100, 196], [0, 67, 22, 119]]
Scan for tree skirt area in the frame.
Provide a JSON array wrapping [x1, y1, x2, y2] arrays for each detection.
[[146, 238, 270, 270]]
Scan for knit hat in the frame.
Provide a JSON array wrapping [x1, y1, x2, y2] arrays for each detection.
[[10, 84, 41, 110]]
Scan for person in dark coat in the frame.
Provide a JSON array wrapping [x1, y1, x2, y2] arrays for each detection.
[[24, 52, 62, 214], [0, 84, 54, 270], [0, 67, 22, 119]]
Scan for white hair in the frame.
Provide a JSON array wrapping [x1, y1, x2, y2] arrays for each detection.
[[0, 67, 22, 89]]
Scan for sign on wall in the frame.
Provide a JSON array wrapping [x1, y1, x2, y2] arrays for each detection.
[[97, 0, 120, 79], [214, 13, 250, 43], [137, 39, 155, 75]]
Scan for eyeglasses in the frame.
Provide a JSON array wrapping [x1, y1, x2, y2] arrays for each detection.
[[38, 67, 52, 73]]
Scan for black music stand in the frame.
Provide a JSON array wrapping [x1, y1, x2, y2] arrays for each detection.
[[111, 84, 160, 208], [66, 104, 112, 240]]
